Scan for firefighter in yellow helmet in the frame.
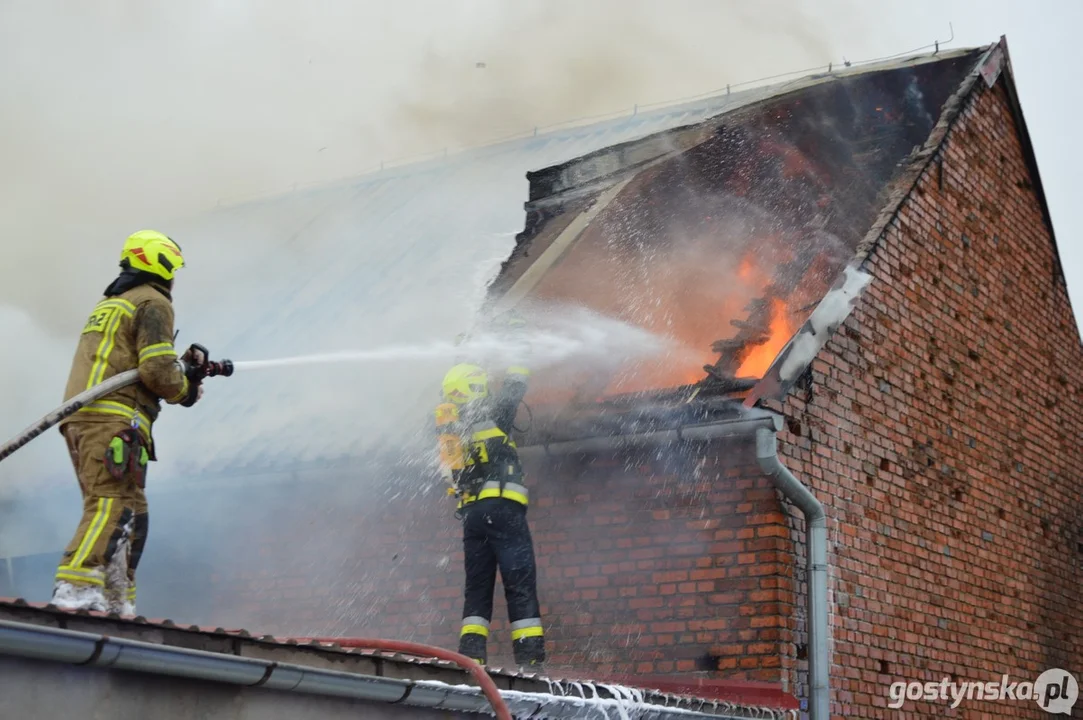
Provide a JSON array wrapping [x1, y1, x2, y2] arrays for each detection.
[[51, 230, 209, 615], [436, 318, 545, 669]]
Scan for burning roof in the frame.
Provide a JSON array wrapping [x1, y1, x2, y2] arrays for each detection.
[[485, 46, 990, 439]]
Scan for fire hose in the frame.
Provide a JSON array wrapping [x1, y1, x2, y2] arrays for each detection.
[[292, 637, 511, 720], [0, 345, 234, 465]]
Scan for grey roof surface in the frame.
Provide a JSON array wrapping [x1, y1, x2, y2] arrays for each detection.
[[140, 79, 853, 480]]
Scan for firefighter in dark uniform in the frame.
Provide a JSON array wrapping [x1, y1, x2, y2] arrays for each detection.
[[438, 352, 545, 669]]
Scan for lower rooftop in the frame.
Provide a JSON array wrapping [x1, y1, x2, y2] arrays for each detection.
[[0, 598, 799, 719]]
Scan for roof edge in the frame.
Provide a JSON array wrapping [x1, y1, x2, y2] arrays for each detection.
[[0, 608, 794, 720]]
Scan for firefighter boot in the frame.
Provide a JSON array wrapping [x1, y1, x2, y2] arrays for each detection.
[[513, 636, 546, 670], [51, 580, 107, 612], [458, 632, 488, 666]]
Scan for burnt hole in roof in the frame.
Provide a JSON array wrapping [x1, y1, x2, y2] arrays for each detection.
[[498, 53, 981, 412]]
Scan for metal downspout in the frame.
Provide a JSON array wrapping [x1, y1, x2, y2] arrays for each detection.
[[755, 427, 829, 720], [519, 411, 827, 717]]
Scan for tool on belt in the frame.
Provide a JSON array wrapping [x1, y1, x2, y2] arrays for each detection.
[[105, 416, 151, 488]]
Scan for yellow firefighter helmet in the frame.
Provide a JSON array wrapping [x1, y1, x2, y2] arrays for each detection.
[[442, 363, 488, 405], [120, 230, 185, 281]]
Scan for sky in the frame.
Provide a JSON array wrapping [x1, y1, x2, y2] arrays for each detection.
[[1, 1, 1079, 317], [0, 0, 1080, 489]]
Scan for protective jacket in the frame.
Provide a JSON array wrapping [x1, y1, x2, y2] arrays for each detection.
[[58, 281, 194, 452], [453, 366, 530, 509]]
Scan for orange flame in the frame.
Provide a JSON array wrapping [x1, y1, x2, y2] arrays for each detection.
[[734, 298, 793, 378], [737, 257, 755, 282]]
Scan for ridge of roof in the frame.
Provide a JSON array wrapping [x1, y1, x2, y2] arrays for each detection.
[[519, 45, 990, 210], [206, 45, 987, 216]]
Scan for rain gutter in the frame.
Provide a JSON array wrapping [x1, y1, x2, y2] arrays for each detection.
[[0, 619, 761, 720], [520, 410, 831, 720], [517, 409, 781, 457]]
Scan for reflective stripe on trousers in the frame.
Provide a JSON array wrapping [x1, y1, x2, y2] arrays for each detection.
[[510, 617, 543, 641], [460, 481, 528, 508], [460, 615, 490, 637]]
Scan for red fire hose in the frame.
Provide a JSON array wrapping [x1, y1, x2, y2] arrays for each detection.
[[292, 637, 512, 720]]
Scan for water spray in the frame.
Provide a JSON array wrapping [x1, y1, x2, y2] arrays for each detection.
[[0, 308, 674, 466]]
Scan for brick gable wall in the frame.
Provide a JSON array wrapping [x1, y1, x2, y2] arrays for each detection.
[[767, 77, 1083, 717], [175, 444, 793, 682]]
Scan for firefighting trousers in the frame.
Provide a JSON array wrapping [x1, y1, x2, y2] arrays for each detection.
[[55, 422, 149, 608], [458, 498, 545, 666]]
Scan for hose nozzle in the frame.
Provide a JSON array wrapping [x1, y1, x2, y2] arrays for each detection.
[[203, 359, 234, 378]]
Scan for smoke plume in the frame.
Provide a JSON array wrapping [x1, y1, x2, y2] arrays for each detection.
[[0, 0, 869, 607]]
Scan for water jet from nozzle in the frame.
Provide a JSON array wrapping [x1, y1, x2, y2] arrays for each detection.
[[226, 313, 679, 375]]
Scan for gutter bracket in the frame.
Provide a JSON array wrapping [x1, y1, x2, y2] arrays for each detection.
[[77, 635, 107, 666], [390, 681, 415, 705], [253, 662, 276, 687]]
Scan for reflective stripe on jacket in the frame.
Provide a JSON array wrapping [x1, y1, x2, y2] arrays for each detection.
[[59, 283, 190, 446]]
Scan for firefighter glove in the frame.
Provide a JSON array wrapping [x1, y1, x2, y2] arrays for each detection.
[[181, 343, 209, 382]]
